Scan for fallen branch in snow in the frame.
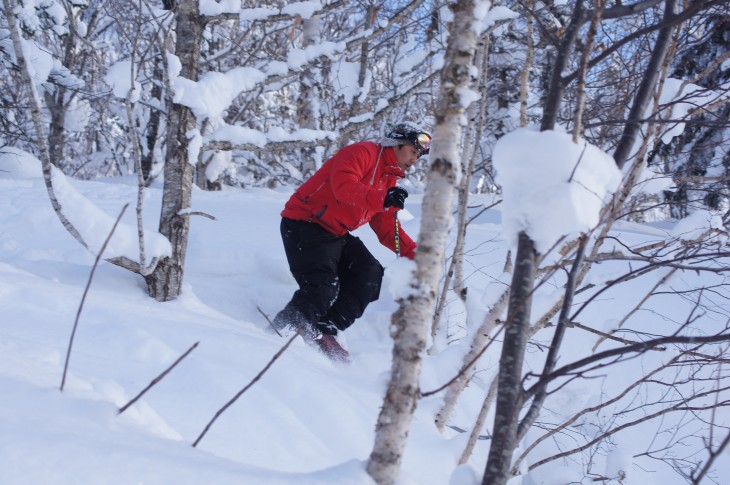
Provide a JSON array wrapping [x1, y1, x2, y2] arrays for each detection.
[[256, 305, 281, 337], [61, 204, 129, 392], [192, 328, 302, 448], [118, 341, 200, 415]]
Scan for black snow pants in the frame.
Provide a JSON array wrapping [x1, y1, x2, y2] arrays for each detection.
[[278, 217, 384, 333]]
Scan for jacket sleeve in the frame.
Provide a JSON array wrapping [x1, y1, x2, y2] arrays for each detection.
[[369, 210, 417, 259], [328, 144, 388, 211]]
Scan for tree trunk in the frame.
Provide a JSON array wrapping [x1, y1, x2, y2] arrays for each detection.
[[146, 0, 202, 301], [44, 21, 80, 170], [2, 0, 87, 247], [143, 60, 165, 184], [367, 2, 482, 483], [612, 0, 679, 170], [483, 2, 586, 483], [431, 29, 491, 345], [297, 15, 322, 176], [482, 231, 536, 484]]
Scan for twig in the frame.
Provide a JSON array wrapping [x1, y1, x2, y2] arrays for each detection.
[[525, 333, 730, 398], [423, 322, 504, 398], [571, 321, 666, 351], [177, 211, 217, 221], [257, 305, 281, 337], [60, 203, 129, 392], [192, 328, 302, 447], [118, 341, 200, 414], [692, 422, 730, 483]]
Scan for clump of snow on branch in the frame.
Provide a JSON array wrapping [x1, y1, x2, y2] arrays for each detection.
[[187, 129, 203, 167], [8, 36, 54, 86], [105, 61, 141, 102], [237, 7, 278, 21], [471, 0, 493, 34], [332, 60, 368, 104], [494, 127, 621, 253], [456, 86, 480, 110], [172, 67, 266, 119], [166, 53, 182, 87], [287, 41, 345, 71], [393, 37, 429, 79], [15, 0, 69, 36], [199, 0, 241, 16], [479, 4, 518, 33], [2, 149, 170, 263], [204, 150, 231, 183], [208, 125, 268, 147], [47, 164, 171, 263], [224, 2, 322, 20], [280, 1, 322, 19], [206, 124, 336, 148]]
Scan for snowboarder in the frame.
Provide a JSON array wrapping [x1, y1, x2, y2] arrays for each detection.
[[272, 122, 431, 363]]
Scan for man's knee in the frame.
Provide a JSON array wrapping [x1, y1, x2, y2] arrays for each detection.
[[294, 273, 340, 318], [360, 262, 384, 302]]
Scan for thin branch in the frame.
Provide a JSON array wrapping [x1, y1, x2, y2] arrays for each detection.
[[525, 333, 730, 398], [530, 393, 730, 472], [512, 352, 683, 474], [257, 305, 282, 337], [563, 0, 725, 86], [692, 427, 730, 484], [192, 328, 302, 447], [61, 203, 129, 392], [118, 341, 200, 414], [517, 236, 588, 440]]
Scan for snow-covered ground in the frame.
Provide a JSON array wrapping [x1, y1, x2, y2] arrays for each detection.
[[0, 151, 728, 484]]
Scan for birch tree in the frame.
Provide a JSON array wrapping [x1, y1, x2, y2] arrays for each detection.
[[144, 0, 202, 300], [367, 1, 487, 483], [2, 0, 87, 247]]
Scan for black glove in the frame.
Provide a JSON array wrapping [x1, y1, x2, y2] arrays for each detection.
[[384, 186, 408, 210]]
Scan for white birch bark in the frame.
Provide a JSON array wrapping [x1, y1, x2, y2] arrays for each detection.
[[366, 2, 485, 483], [434, 282, 510, 432], [146, 0, 202, 300], [459, 373, 498, 465], [2, 0, 87, 248], [452, 30, 491, 302], [430, 30, 491, 345], [297, 14, 322, 175]]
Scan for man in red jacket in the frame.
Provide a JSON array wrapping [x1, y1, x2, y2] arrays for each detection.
[[272, 122, 431, 363]]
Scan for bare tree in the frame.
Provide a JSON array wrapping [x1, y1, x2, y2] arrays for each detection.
[[143, 0, 203, 300], [483, 0, 690, 483]]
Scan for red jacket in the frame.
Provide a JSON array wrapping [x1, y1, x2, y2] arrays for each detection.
[[281, 141, 417, 259]]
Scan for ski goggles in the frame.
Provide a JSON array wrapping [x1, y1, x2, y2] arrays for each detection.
[[394, 131, 431, 156], [411, 132, 432, 156]]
